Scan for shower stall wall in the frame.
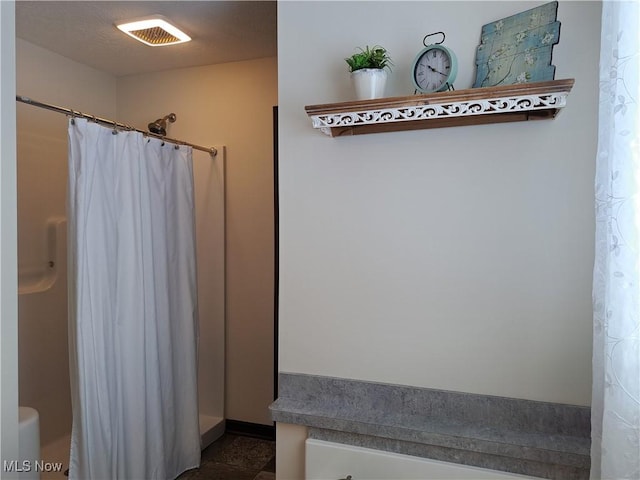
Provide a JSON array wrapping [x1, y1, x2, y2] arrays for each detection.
[[17, 128, 72, 449]]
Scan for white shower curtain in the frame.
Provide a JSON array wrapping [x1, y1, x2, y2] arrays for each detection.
[[67, 118, 201, 479]]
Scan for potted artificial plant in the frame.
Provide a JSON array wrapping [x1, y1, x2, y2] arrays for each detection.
[[345, 45, 393, 100]]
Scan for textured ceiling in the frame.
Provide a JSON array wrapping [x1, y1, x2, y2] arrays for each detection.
[[15, 1, 277, 77]]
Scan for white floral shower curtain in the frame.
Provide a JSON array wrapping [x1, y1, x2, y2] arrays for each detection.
[[591, 1, 640, 479], [67, 118, 201, 479]]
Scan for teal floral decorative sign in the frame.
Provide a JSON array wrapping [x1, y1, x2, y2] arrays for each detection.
[[473, 1, 560, 88]]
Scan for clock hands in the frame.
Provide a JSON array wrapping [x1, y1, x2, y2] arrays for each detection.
[[412, 44, 457, 93], [427, 65, 448, 76]]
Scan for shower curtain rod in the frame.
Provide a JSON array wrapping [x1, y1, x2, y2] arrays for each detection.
[[16, 95, 217, 156]]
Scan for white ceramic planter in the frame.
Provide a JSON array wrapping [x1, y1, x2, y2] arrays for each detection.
[[351, 68, 388, 100]]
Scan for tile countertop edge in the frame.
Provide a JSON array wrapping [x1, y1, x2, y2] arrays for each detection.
[[269, 373, 591, 479], [269, 399, 589, 468]]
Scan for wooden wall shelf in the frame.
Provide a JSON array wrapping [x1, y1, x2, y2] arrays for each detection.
[[305, 79, 574, 137]]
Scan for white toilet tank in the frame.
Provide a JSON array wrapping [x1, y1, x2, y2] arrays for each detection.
[[18, 406, 41, 480]]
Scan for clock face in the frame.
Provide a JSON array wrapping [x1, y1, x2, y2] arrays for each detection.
[[413, 47, 454, 93]]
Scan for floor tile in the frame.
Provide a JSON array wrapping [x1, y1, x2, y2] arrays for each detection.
[[178, 462, 258, 480], [177, 433, 276, 480], [253, 472, 276, 480], [204, 435, 275, 471], [262, 456, 276, 473]]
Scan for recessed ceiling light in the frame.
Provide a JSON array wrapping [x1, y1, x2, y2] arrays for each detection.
[[116, 16, 191, 47]]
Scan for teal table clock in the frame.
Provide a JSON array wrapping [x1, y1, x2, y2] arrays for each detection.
[[411, 32, 458, 94]]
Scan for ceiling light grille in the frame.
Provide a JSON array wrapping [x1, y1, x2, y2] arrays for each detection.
[[116, 16, 191, 47], [129, 26, 180, 45]]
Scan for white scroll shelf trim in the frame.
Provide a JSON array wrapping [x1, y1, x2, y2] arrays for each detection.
[[311, 92, 567, 132], [305, 79, 574, 137]]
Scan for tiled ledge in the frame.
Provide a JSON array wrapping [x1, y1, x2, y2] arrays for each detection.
[[269, 373, 591, 480]]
